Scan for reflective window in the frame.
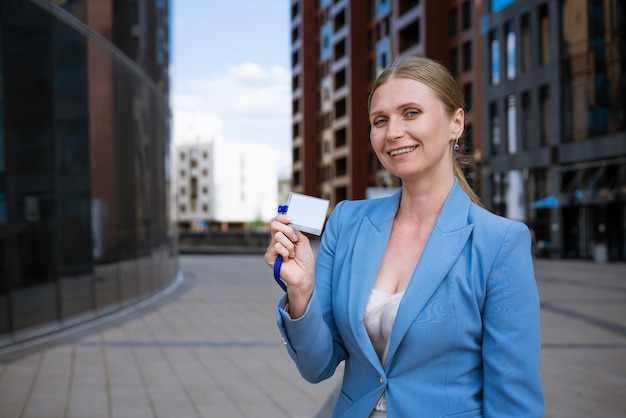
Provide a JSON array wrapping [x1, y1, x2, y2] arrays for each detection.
[[506, 95, 517, 154], [490, 102, 501, 155], [539, 5, 550, 66], [321, 22, 332, 61], [506, 21, 516, 79], [490, 31, 500, 85], [0, 0, 176, 340]]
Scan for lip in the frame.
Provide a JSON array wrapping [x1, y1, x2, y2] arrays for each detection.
[[388, 145, 418, 157]]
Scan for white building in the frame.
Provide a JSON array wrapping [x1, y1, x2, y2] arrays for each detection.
[[174, 139, 278, 231]]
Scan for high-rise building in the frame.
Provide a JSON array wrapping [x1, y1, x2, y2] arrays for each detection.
[[0, 0, 176, 347], [291, 0, 625, 261], [290, 0, 483, 207], [481, 0, 625, 260]]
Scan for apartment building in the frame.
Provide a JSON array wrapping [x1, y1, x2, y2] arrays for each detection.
[[174, 140, 278, 231], [290, 0, 482, 207]]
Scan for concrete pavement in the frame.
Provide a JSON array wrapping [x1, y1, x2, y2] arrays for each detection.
[[0, 255, 624, 417]]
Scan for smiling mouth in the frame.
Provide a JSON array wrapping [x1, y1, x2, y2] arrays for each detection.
[[389, 146, 417, 157]]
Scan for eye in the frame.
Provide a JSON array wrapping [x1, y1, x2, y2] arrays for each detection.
[[372, 117, 388, 127], [404, 109, 420, 119]]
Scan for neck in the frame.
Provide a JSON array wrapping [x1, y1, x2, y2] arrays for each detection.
[[397, 175, 454, 221]]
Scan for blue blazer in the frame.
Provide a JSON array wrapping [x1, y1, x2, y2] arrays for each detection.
[[277, 180, 544, 417]]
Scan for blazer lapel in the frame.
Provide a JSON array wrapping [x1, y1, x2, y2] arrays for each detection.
[[386, 181, 474, 364], [347, 191, 399, 366]]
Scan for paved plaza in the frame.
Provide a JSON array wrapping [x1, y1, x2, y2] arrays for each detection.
[[0, 254, 624, 417]]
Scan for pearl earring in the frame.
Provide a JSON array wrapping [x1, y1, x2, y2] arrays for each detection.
[[453, 138, 460, 151]]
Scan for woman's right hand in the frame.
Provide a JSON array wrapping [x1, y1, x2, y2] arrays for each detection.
[[264, 215, 315, 317]]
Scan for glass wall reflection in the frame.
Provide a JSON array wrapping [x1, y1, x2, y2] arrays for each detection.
[[0, 0, 177, 343]]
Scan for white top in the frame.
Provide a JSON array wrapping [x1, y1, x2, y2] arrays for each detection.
[[363, 288, 405, 414]]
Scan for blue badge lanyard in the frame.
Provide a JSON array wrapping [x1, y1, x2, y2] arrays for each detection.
[[273, 205, 289, 292]]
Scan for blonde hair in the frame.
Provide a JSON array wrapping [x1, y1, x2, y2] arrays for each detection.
[[368, 55, 481, 204]]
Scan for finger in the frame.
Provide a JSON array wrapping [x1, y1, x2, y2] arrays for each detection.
[[270, 221, 298, 244], [273, 231, 296, 257]]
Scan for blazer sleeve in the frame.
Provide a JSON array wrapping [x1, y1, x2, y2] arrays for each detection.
[[276, 201, 348, 383], [482, 220, 545, 417]]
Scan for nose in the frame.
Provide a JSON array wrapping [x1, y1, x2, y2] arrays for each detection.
[[386, 117, 403, 142]]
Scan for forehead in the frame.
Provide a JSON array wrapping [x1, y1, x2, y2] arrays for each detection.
[[370, 77, 437, 109]]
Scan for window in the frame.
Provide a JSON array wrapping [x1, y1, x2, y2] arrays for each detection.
[[506, 95, 517, 154], [521, 14, 531, 72], [291, 2, 299, 19], [461, 1, 471, 30], [334, 9, 345, 32], [399, 19, 420, 52], [293, 171, 301, 187], [449, 8, 458, 37], [399, 0, 419, 16], [334, 38, 346, 60], [321, 22, 332, 61], [335, 157, 347, 177], [449, 48, 458, 76], [538, 5, 550, 66], [491, 172, 506, 216], [462, 41, 472, 72], [376, 0, 391, 19], [335, 98, 347, 118], [293, 122, 300, 139], [463, 83, 473, 112], [491, 0, 515, 12], [335, 127, 347, 148], [490, 102, 501, 155], [334, 68, 346, 89], [291, 26, 298, 43], [293, 146, 300, 163], [505, 21, 516, 80], [539, 85, 551, 146], [505, 170, 525, 221], [490, 31, 500, 85], [377, 38, 391, 71], [520, 91, 531, 150], [376, 17, 390, 41]]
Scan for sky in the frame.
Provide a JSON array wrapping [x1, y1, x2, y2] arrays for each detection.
[[170, 1, 292, 174]]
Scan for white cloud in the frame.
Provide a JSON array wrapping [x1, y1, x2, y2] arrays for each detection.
[[171, 62, 292, 173]]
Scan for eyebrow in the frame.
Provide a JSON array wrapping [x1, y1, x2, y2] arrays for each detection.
[[369, 102, 421, 117]]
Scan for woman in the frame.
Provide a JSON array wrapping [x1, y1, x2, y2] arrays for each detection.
[[265, 55, 544, 417]]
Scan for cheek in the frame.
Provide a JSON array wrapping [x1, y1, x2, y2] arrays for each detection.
[[369, 130, 384, 150]]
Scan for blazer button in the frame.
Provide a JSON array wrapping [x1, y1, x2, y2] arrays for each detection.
[[379, 376, 384, 385], [281, 337, 287, 345]]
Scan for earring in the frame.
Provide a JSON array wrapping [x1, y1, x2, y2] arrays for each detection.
[[453, 138, 460, 151]]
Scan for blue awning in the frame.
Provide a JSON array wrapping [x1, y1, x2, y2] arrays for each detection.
[[530, 195, 560, 209]]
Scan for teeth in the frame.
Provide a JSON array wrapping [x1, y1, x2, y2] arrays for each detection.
[[389, 146, 416, 156]]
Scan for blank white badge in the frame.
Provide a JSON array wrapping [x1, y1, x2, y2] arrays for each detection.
[[285, 192, 330, 236]]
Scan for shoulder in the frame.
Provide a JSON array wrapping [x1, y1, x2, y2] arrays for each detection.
[[468, 203, 532, 246], [330, 191, 399, 221]]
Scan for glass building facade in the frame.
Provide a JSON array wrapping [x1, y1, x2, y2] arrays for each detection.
[[0, 0, 177, 346], [481, 0, 625, 261]]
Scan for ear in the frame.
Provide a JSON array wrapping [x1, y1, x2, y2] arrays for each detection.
[[450, 108, 464, 138]]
